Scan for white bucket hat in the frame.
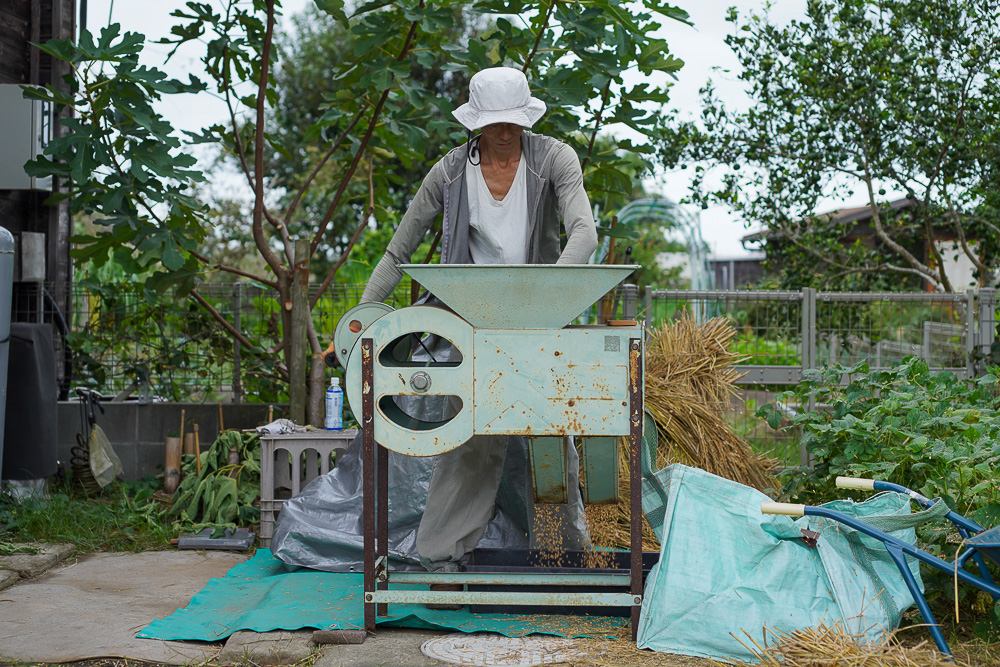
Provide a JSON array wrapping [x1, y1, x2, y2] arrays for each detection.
[[452, 67, 547, 131]]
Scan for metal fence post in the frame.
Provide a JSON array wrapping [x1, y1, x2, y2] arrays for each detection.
[[622, 284, 638, 320], [232, 282, 243, 404], [801, 287, 817, 467], [643, 286, 652, 337], [976, 288, 995, 377], [966, 288, 977, 379]]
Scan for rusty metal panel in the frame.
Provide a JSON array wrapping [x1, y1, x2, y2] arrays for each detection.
[[474, 328, 634, 436], [580, 436, 619, 504], [528, 436, 567, 503]]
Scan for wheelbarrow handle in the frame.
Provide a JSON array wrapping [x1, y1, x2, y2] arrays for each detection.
[[760, 502, 805, 517], [836, 476, 875, 490]]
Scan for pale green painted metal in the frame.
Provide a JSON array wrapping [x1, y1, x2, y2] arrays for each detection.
[[580, 436, 619, 504], [474, 328, 633, 437], [333, 301, 393, 367], [391, 572, 631, 586], [368, 590, 641, 607], [399, 264, 639, 329], [345, 306, 474, 456], [528, 436, 568, 503]]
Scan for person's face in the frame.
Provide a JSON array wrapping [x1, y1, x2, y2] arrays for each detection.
[[481, 123, 523, 153]]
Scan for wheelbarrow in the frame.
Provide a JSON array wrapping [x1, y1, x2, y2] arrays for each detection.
[[762, 476, 1000, 658]]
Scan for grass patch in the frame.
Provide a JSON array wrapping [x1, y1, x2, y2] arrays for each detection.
[[0, 475, 176, 552]]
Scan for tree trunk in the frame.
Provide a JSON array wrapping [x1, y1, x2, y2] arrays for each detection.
[[288, 239, 310, 424], [307, 352, 325, 427]]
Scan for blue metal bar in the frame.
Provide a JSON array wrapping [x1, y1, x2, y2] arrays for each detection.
[[367, 590, 641, 607], [802, 506, 1000, 599], [390, 572, 632, 586], [884, 543, 952, 657]]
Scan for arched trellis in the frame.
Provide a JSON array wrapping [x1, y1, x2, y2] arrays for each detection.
[[599, 198, 715, 291]]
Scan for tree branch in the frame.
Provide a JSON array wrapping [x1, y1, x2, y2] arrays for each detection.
[[189, 249, 277, 288], [945, 198, 990, 277], [190, 289, 256, 349], [580, 80, 610, 173], [311, 210, 372, 310], [862, 162, 941, 287], [283, 106, 366, 229], [308, 6, 423, 256], [523, 0, 557, 73], [250, 0, 284, 278]]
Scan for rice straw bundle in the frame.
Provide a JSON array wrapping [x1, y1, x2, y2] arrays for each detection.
[[585, 314, 778, 552], [729, 623, 965, 667]]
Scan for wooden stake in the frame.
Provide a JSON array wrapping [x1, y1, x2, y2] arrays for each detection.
[[179, 408, 186, 444], [194, 423, 202, 476], [268, 404, 274, 423], [218, 402, 225, 433]]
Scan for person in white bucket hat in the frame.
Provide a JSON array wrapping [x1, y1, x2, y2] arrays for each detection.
[[359, 66, 598, 585]]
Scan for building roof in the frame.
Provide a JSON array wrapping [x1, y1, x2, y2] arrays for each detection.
[[741, 198, 917, 245]]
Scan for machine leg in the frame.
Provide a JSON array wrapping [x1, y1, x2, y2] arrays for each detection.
[[886, 544, 951, 657], [361, 338, 375, 633], [377, 442, 389, 616], [629, 337, 643, 641]]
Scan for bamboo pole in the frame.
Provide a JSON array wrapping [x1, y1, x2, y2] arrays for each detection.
[[164, 436, 181, 494]]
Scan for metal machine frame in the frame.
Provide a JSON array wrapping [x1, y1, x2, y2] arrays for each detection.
[[360, 334, 645, 637], [341, 264, 646, 638]]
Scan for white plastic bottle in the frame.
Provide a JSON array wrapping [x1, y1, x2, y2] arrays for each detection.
[[325, 377, 343, 430]]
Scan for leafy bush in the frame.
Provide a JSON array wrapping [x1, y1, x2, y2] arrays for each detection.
[[759, 358, 1000, 634], [760, 358, 1000, 526]]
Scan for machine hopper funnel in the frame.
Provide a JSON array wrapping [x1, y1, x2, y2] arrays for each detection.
[[400, 264, 639, 328]]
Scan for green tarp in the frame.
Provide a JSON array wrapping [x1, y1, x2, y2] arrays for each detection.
[[637, 464, 940, 663], [139, 549, 625, 642]]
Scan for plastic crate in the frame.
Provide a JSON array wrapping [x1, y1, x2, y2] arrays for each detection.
[[259, 430, 357, 546]]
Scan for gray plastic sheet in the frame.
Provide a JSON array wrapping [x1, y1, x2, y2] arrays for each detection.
[[271, 425, 533, 572], [271, 331, 590, 572]]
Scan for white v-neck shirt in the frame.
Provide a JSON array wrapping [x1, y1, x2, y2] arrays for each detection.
[[465, 157, 529, 264]]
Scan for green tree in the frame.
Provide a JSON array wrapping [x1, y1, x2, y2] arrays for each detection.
[[28, 0, 689, 421], [657, 0, 1000, 292]]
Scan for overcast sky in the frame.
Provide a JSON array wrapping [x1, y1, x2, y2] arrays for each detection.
[[79, 0, 813, 258]]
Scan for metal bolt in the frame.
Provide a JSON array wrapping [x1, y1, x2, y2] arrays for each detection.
[[365, 593, 373, 602], [633, 596, 642, 604], [410, 371, 432, 392]]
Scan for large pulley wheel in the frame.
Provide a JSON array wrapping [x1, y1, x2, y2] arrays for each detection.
[[345, 306, 474, 456]]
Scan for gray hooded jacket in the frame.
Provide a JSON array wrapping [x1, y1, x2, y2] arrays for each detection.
[[362, 131, 598, 302]]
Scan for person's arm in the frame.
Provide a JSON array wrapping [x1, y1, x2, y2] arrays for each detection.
[[361, 160, 447, 303], [550, 142, 598, 264]]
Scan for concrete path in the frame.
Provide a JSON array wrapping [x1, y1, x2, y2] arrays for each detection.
[[0, 547, 247, 663], [0, 545, 709, 666]]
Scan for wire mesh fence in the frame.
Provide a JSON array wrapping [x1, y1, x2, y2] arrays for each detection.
[[644, 288, 991, 466], [28, 277, 998, 466], [53, 280, 413, 403]]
